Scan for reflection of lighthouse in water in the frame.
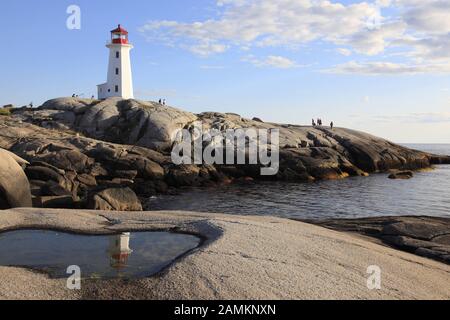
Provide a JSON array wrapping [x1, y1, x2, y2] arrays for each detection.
[[108, 232, 133, 270]]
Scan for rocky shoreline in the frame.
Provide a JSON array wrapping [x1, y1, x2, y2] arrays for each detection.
[[1, 97, 450, 211], [301, 216, 450, 264], [0, 209, 449, 300]]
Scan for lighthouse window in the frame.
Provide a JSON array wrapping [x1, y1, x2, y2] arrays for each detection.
[[116, 68, 119, 75], [115, 85, 119, 92], [116, 51, 120, 58]]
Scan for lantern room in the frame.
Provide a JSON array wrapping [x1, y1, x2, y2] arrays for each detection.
[[111, 24, 129, 44]]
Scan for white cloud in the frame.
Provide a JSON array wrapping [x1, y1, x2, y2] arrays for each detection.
[[376, 0, 391, 8], [139, 0, 450, 74], [337, 48, 352, 56], [349, 111, 450, 123], [187, 42, 229, 57], [139, 0, 379, 56], [395, 34, 450, 62], [242, 55, 301, 69], [326, 61, 450, 75], [347, 21, 407, 56], [401, 0, 450, 34], [372, 112, 450, 123]]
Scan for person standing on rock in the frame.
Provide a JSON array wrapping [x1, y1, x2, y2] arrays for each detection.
[[330, 121, 334, 130], [159, 99, 162, 104], [312, 119, 316, 127]]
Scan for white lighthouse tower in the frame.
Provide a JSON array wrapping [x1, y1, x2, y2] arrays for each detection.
[[97, 25, 134, 100], [108, 232, 133, 270]]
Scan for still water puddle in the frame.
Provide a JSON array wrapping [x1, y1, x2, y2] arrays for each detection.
[[0, 230, 200, 279]]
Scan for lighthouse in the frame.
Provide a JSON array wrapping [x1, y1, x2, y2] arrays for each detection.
[[97, 25, 134, 100], [108, 232, 133, 270]]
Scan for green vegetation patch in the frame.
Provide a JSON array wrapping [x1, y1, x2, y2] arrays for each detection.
[[0, 108, 12, 116]]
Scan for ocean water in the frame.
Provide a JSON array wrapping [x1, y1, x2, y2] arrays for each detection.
[[148, 144, 450, 220]]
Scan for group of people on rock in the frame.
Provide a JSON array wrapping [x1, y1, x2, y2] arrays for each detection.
[[312, 118, 334, 130], [71, 94, 96, 99], [158, 99, 167, 105], [313, 118, 323, 126]]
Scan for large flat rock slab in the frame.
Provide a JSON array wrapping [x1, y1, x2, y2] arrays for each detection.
[[0, 209, 449, 300]]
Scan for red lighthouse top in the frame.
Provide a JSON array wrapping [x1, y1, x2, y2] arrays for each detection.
[[111, 24, 129, 44]]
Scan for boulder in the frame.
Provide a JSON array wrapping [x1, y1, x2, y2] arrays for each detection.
[[29, 161, 65, 175], [310, 216, 450, 264], [41, 181, 72, 197], [300, 140, 309, 148], [25, 165, 79, 199], [166, 165, 201, 187], [88, 187, 142, 211], [382, 221, 448, 241], [88, 143, 125, 160], [96, 178, 134, 187], [52, 110, 77, 125], [120, 100, 198, 151], [1, 149, 28, 165], [114, 170, 138, 180], [37, 149, 93, 172], [78, 98, 121, 134], [0, 149, 32, 208], [89, 162, 109, 177], [29, 180, 46, 196], [388, 171, 413, 180], [39, 98, 198, 151], [41, 97, 93, 112], [76, 173, 97, 187], [26, 165, 65, 182], [133, 179, 169, 197], [132, 157, 165, 179], [33, 195, 75, 209]]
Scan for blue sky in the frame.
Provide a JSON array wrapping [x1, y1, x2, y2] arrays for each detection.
[[1, 0, 450, 143]]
